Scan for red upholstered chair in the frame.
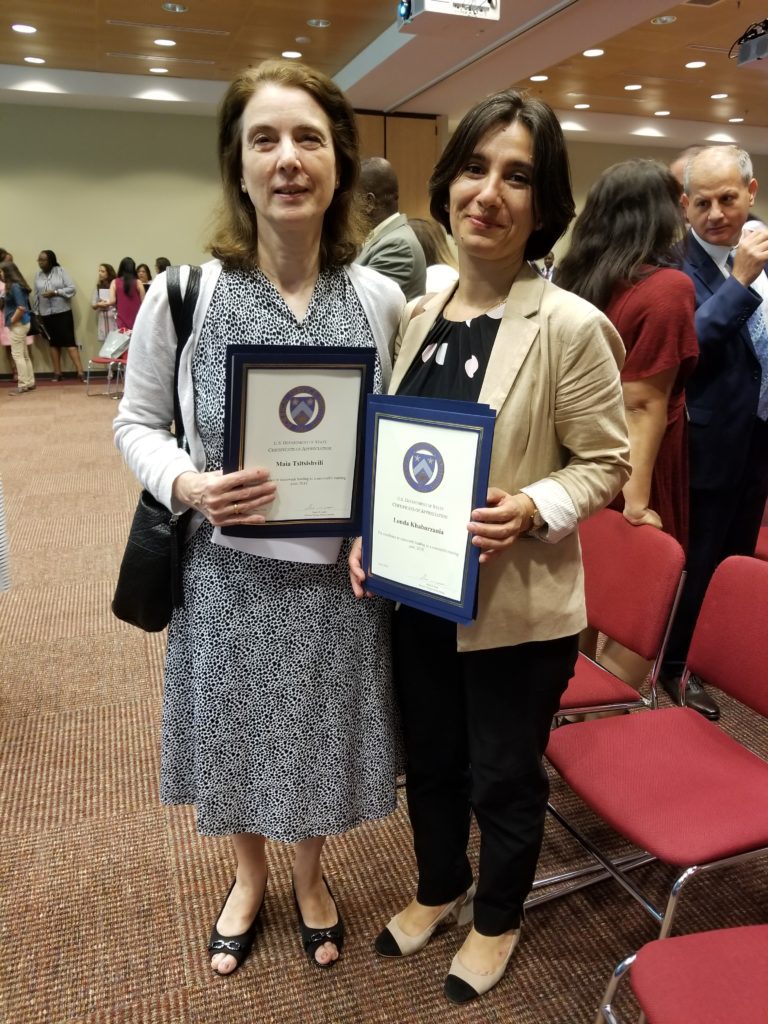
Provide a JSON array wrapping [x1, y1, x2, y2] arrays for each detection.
[[596, 925, 768, 1024], [557, 509, 686, 718], [544, 556, 768, 939], [86, 355, 122, 397]]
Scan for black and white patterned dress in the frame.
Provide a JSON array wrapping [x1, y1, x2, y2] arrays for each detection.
[[161, 267, 399, 840]]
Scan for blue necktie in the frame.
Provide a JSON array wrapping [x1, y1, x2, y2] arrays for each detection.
[[727, 254, 768, 420]]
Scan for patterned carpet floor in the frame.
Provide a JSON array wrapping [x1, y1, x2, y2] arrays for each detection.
[[1, 380, 766, 1024]]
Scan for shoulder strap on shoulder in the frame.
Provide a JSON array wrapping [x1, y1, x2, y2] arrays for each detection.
[[166, 265, 202, 449]]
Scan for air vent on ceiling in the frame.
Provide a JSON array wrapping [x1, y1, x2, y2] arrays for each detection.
[[106, 52, 216, 65], [106, 19, 229, 36], [685, 0, 725, 7]]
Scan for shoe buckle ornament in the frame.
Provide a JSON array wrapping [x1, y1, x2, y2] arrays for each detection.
[[211, 939, 242, 951]]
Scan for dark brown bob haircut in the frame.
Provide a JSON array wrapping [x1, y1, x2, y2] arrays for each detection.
[[209, 60, 366, 270], [429, 90, 575, 262]]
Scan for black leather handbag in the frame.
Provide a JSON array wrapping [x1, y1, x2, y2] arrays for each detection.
[[111, 264, 202, 631]]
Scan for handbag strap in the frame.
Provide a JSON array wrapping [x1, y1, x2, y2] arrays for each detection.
[[166, 265, 202, 450]]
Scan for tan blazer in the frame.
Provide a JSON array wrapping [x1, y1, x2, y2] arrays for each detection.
[[390, 263, 630, 651]]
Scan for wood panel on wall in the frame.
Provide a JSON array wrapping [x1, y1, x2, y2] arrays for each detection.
[[355, 112, 385, 160], [384, 116, 440, 219]]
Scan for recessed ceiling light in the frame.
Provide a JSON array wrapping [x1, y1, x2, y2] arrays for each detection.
[[282, 50, 302, 59], [651, 15, 676, 25], [624, 84, 642, 91], [574, 103, 590, 109], [12, 23, 37, 34], [711, 93, 728, 100], [729, 117, 744, 123], [154, 38, 176, 47], [24, 56, 45, 64], [161, 2, 187, 11], [295, 35, 310, 44], [654, 110, 670, 117], [149, 67, 169, 74], [706, 132, 735, 142], [583, 49, 604, 58], [685, 61, 706, 69], [530, 75, 548, 82], [307, 18, 330, 28], [632, 127, 665, 137], [560, 122, 587, 132]]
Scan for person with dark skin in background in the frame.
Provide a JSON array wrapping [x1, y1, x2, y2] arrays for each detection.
[[355, 156, 427, 300], [34, 250, 86, 381]]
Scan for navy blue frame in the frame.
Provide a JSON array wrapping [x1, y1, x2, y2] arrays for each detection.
[[222, 345, 376, 538], [361, 394, 495, 624]]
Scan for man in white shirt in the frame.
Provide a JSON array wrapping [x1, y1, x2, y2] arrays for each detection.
[[661, 146, 768, 719]]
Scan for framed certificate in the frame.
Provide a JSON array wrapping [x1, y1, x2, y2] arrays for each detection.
[[222, 345, 376, 537], [361, 395, 496, 624]]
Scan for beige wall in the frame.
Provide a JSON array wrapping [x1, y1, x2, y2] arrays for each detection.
[[4, 103, 768, 373], [2, 103, 219, 372]]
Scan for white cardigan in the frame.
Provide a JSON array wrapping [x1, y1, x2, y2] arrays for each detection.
[[114, 259, 404, 518]]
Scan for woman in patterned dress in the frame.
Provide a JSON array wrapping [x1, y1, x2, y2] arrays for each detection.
[[114, 61, 404, 976]]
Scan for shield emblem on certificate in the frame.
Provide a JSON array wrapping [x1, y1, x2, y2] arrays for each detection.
[[403, 442, 444, 493], [279, 385, 326, 433]]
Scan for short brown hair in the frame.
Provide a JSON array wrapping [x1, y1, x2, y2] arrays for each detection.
[[209, 60, 366, 270], [429, 90, 575, 262]]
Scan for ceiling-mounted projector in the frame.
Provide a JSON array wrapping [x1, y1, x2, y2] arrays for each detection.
[[734, 19, 767, 66]]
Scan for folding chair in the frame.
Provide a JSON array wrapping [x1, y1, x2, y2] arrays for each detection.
[[557, 509, 686, 718], [543, 556, 768, 939], [596, 924, 768, 1024], [86, 355, 121, 397]]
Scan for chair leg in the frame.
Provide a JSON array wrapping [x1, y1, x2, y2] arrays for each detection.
[[114, 361, 125, 399], [595, 952, 635, 1024], [658, 864, 702, 939]]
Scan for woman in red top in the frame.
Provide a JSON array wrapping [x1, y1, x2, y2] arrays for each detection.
[[557, 160, 698, 691], [557, 159, 698, 550], [109, 256, 145, 331]]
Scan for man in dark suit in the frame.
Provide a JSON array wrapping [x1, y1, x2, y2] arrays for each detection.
[[356, 157, 427, 300], [662, 146, 768, 719]]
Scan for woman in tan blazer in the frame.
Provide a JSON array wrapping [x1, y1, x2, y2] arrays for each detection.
[[350, 91, 630, 1003]]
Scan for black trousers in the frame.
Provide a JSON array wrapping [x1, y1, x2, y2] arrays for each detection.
[[665, 417, 768, 673], [393, 605, 578, 935]]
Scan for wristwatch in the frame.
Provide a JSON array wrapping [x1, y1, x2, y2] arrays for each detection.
[[529, 500, 545, 531]]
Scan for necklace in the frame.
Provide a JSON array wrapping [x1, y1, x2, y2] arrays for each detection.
[[480, 296, 507, 316], [445, 293, 507, 322]]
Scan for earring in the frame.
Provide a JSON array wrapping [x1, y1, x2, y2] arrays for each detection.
[[240, 180, 247, 192]]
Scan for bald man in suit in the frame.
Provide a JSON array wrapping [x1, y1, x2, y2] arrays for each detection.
[[356, 157, 427, 301], [661, 146, 768, 719]]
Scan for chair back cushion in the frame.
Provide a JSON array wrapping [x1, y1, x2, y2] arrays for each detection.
[[686, 556, 768, 717], [580, 509, 685, 661]]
